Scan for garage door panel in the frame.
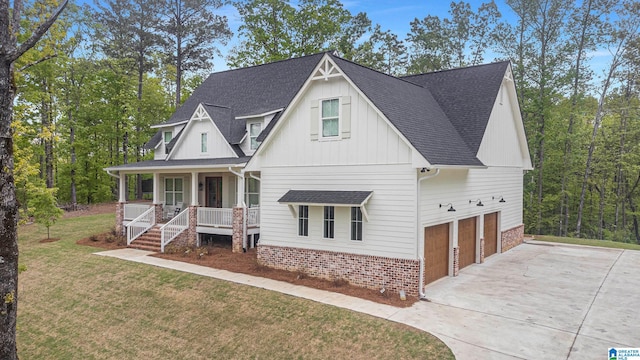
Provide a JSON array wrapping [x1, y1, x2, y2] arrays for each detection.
[[484, 212, 498, 257], [424, 223, 449, 285], [458, 217, 477, 269]]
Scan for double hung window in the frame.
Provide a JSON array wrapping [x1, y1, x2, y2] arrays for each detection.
[[321, 99, 339, 138]]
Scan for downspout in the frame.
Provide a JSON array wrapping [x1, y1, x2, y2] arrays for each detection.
[[229, 167, 248, 251], [417, 168, 440, 299], [106, 169, 120, 179]]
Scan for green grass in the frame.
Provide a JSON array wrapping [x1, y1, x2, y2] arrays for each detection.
[[17, 213, 454, 359], [532, 234, 640, 250]]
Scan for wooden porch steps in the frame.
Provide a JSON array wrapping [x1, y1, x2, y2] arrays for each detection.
[[129, 225, 162, 252]]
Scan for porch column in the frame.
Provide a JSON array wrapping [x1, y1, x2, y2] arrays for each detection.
[[153, 173, 163, 223], [191, 171, 199, 206], [232, 207, 244, 253], [116, 173, 126, 235], [153, 173, 161, 204], [118, 173, 126, 203], [187, 206, 198, 246]]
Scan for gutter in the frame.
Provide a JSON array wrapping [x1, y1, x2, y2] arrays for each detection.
[[416, 168, 440, 299]]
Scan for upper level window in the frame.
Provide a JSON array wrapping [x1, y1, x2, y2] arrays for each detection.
[[323, 206, 335, 239], [201, 132, 208, 153], [164, 131, 172, 154], [321, 98, 339, 138], [249, 123, 261, 150]]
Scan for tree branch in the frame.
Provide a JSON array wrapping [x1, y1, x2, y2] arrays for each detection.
[[10, 0, 69, 62], [12, 0, 23, 45], [17, 53, 57, 72]]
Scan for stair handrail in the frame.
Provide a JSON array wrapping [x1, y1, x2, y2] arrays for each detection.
[[160, 208, 189, 252], [127, 206, 156, 245]]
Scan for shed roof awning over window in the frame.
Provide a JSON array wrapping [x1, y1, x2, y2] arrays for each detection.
[[278, 190, 373, 207]]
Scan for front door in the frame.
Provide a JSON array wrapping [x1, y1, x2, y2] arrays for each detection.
[[206, 177, 223, 208]]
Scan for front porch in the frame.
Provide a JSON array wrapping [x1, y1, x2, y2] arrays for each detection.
[[108, 160, 260, 253]]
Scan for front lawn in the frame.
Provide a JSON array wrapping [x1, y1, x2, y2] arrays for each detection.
[[17, 213, 454, 359], [532, 234, 640, 251]]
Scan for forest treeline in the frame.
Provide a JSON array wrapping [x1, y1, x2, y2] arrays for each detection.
[[13, 0, 640, 242]]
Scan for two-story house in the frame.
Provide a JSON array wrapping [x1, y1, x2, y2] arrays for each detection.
[[105, 51, 532, 297]]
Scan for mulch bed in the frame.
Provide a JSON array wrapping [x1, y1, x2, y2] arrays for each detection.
[[78, 234, 418, 308]]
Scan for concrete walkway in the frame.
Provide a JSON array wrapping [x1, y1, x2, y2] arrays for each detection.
[[96, 242, 640, 360]]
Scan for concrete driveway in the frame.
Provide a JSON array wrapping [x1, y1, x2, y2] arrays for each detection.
[[388, 241, 640, 359]]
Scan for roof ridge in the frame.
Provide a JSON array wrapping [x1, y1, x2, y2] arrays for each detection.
[[202, 103, 231, 109], [328, 53, 429, 90], [402, 60, 510, 78], [212, 51, 330, 75]]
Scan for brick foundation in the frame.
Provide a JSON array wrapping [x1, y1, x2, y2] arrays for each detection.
[[258, 245, 421, 297], [116, 202, 125, 236], [501, 224, 524, 252], [154, 203, 163, 224], [479, 237, 485, 263], [453, 247, 460, 276], [232, 207, 244, 253]]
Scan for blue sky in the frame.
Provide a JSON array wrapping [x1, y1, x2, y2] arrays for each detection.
[[213, 0, 516, 72]]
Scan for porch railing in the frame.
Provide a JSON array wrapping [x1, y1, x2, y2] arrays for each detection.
[[124, 203, 153, 221], [197, 207, 233, 227], [127, 206, 155, 245], [161, 208, 189, 252], [248, 207, 260, 227]]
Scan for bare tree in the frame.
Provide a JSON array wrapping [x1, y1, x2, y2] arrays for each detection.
[[0, 0, 68, 358]]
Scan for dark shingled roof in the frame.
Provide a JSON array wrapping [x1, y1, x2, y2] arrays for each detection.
[[201, 104, 246, 145], [401, 61, 509, 153], [143, 52, 509, 167], [256, 111, 282, 143], [165, 128, 184, 154], [278, 190, 373, 205], [105, 157, 251, 171], [143, 130, 162, 150], [158, 53, 325, 127], [330, 55, 483, 166]]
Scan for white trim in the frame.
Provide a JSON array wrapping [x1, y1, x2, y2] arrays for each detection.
[[318, 97, 341, 141], [106, 163, 247, 173], [504, 64, 532, 170], [248, 121, 262, 150], [247, 53, 433, 171], [151, 120, 188, 129], [166, 104, 238, 160], [235, 108, 284, 120]]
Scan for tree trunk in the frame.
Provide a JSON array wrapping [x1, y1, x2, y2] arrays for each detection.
[[560, 0, 593, 237], [0, 59, 20, 360]]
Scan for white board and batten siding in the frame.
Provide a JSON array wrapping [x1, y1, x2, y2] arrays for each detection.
[[239, 113, 278, 156], [256, 76, 418, 259], [420, 167, 523, 233], [171, 117, 236, 160], [154, 124, 186, 160], [476, 81, 532, 169], [257, 77, 412, 167]]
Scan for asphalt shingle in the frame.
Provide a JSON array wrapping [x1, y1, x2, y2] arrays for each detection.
[[278, 190, 373, 205]]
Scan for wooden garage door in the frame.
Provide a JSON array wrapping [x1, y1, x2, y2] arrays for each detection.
[[484, 212, 498, 257], [424, 223, 449, 285], [458, 217, 477, 269]]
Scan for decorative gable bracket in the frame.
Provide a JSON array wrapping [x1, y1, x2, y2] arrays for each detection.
[[312, 57, 342, 81]]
